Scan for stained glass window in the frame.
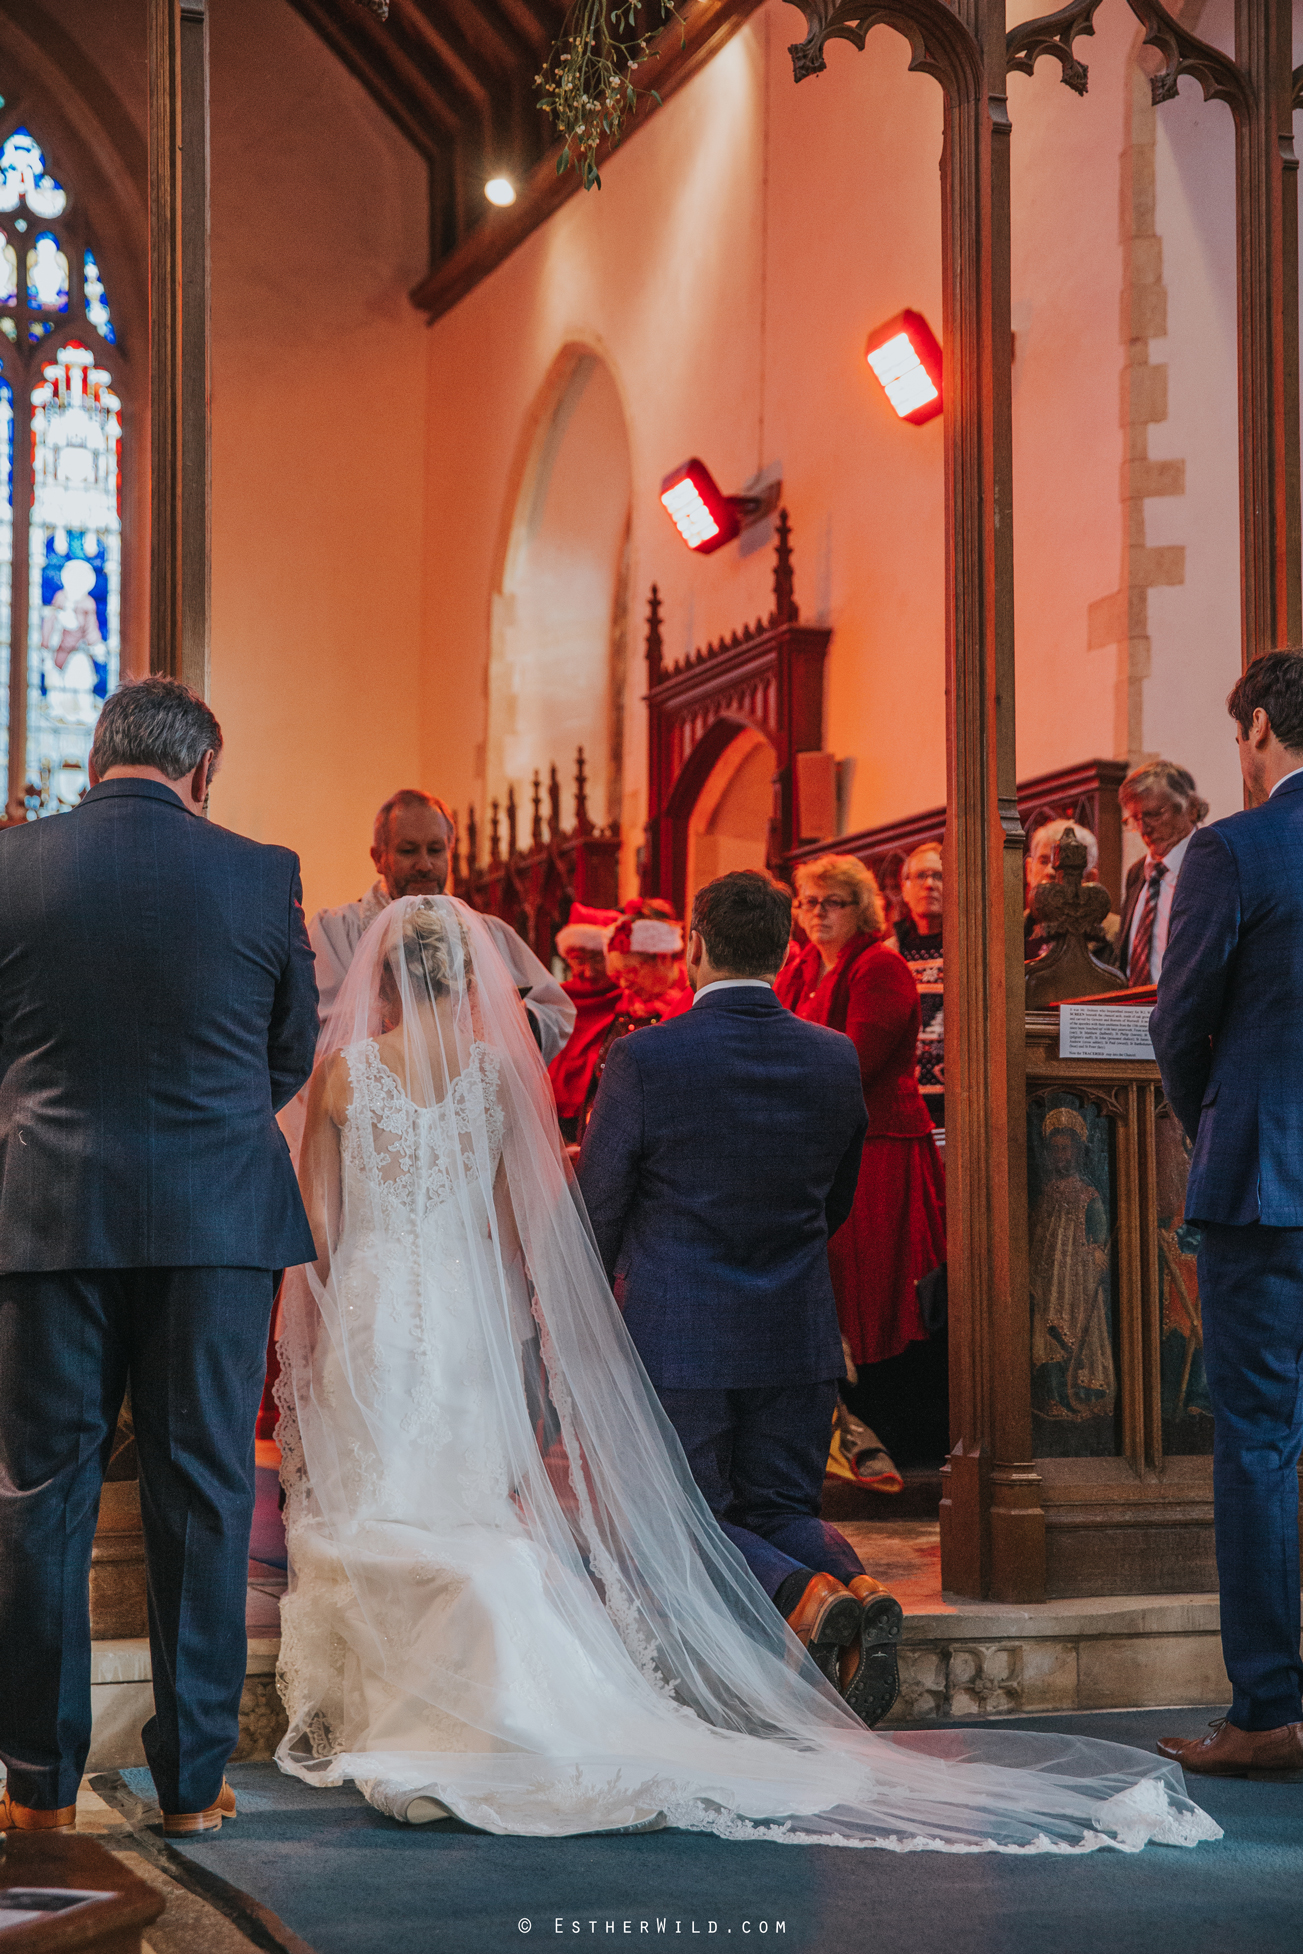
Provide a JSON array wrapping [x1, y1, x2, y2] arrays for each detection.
[[26, 344, 120, 811], [0, 115, 127, 816], [0, 369, 12, 784], [83, 252, 114, 343], [27, 233, 67, 311], [0, 130, 67, 219]]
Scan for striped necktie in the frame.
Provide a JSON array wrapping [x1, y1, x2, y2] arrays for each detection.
[[1127, 859, 1166, 985]]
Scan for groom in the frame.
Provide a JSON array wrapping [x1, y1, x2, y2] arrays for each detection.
[[579, 869, 903, 1725], [0, 678, 318, 1835]]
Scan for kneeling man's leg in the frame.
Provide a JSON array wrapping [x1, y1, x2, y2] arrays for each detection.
[[655, 1387, 809, 1599], [1199, 1222, 1303, 1732], [128, 1267, 275, 1814], [728, 1380, 863, 1588]]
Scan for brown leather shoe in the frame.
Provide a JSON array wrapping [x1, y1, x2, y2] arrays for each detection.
[[785, 1573, 862, 1686], [0, 1789, 76, 1831], [1157, 1718, 1303, 1778], [838, 1574, 903, 1727], [162, 1779, 238, 1836]]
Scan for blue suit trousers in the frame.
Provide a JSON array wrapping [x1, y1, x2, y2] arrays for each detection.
[[0, 1267, 275, 1811], [1198, 1222, 1303, 1729], [656, 1381, 863, 1599]]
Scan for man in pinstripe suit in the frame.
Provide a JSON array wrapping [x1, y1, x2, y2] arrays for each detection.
[[0, 678, 318, 1836]]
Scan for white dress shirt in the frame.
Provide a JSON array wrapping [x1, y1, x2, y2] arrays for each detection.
[[691, 979, 774, 1005], [1124, 830, 1194, 982], [1269, 766, 1303, 797], [307, 881, 575, 1064]]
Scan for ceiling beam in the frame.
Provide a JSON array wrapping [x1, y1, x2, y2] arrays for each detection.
[[409, 0, 765, 322], [284, 0, 464, 147]]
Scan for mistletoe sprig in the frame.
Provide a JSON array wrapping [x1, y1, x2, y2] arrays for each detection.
[[538, 0, 681, 190]]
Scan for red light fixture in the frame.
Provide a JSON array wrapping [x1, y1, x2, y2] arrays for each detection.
[[659, 459, 739, 553], [865, 310, 943, 425], [659, 459, 780, 554]]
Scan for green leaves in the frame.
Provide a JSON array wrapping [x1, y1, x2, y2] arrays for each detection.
[[538, 0, 682, 191]]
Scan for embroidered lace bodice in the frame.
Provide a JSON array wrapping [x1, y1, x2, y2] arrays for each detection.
[[339, 1038, 505, 1236]]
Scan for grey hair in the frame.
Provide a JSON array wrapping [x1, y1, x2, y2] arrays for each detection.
[[373, 788, 456, 853], [89, 677, 222, 779], [1119, 760, 1210, 825], [1029, 818, 1099, 872]]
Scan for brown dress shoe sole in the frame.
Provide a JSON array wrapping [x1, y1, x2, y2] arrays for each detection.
[[162, 1781, 237, 1835], [803, 1592, 863, 1688], [0, 1792, 76, 1832], [841, 1593, 903, 1728]]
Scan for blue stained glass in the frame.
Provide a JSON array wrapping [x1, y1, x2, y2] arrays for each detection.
[[27, 345, 121, 814], [27, 232, 67, 311], [0, 369, 11, 786], [83, 251, 115, 343], [0, 130, 66, 219], [27, 318, 54, 345]]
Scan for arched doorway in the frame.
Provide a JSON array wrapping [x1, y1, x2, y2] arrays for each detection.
[[684, 723, 776, 917], [489, 350, 631, 829]]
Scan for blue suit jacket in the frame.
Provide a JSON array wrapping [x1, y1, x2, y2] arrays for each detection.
[[1149, 771, 1303, 1226], [576, 985, 867, 1390], [0, 779, 319, 1271]]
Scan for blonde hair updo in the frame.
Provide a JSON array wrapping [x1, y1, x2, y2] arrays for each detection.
[[387, 900, 471, 1001], [792, 854, 884, 935]]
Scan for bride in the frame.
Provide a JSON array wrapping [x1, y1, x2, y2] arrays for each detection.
[[274, 895, 1219, 1853]]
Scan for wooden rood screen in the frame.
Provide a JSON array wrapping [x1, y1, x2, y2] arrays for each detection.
[[641, 512, 832, 917]]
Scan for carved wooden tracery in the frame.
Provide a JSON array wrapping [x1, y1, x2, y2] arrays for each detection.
[[642, 512, 831, 916], [774, 0, 1301, 1602]]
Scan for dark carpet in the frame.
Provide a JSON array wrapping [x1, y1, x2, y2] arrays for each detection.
[[121, 1708, 1302, 1954]]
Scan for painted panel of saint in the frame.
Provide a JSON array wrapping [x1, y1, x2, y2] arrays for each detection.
[[1154, 1103, 1213, 1455], [1028, 1096, 1119, 1458]]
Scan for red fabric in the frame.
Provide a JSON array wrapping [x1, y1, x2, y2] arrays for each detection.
[[779, 931, 945, 1364], [651, 981, 694, 1022], [548, 977, 623, 1118]]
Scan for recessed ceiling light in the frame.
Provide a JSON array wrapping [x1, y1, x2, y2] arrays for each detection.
[[485, 178, 516, 207]]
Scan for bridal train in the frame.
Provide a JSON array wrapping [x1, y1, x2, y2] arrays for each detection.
[[273, 896, 1219, 1854]]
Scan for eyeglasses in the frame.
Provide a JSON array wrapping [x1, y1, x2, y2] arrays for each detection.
[[797, 896, 854, 916]]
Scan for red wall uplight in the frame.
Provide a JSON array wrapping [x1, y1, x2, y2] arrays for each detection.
[[659, 459, 741, 554], [865, 310, 943, 425]]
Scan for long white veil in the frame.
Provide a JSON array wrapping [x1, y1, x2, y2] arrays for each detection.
[[274, 895, 1218, 1851]]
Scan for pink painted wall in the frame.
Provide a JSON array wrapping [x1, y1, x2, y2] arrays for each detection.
[[420, 2, 1143, 882]]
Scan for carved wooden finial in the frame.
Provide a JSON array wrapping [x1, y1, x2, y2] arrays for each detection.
[[574, 745, 594, 837], [505, 784, 518, 859], [646, 584, 664, 687], [531, 770, 544, 848], [773, 509, 797, 625], [489, 799, 502, 864], [466, 804, 478, 873], [1025, 824, 1128, 1006], [548, 763, 561, 840]]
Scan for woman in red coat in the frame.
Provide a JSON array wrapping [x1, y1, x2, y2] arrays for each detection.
[[776, 855, 946, 1457]]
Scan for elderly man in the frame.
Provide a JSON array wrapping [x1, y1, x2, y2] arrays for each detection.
[[308, 789, 574, 1062], [892, 844, 944, 1129], [1110, 761, 1209, 984]]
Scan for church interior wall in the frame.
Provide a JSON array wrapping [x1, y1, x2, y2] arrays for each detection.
[[205, 0, 430, 915], [8, 0, 432, 916], [420, 0, 1262, 905]]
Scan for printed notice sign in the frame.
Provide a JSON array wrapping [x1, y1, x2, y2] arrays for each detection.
[[1059, 1003, 1155, 1062]]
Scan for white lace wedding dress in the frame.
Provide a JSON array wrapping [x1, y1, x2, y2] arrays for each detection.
[[274, 896, 1221, 1853]]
